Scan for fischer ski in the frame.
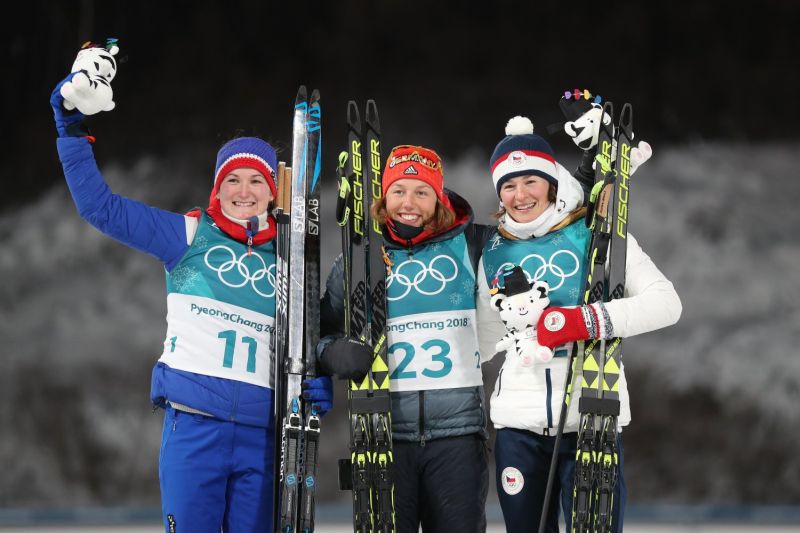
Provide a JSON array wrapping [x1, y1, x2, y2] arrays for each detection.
[[590, 102, 633, 533], [274, 85, 323, 533], [569, 100, 617, 533], [572, 101, 633, 533], [336, 99, 396, 533], [336, 100, 372, 533], [364, 99, 394, 533], [539, 101, 635, 533]]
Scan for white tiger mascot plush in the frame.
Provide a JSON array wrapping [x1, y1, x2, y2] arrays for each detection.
[[559, 89, 652, 173], [60, 39, 120, 115], [491, 266, 553, 367]]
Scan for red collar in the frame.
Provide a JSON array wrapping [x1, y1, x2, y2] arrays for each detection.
[[187, 201, 276, 246]]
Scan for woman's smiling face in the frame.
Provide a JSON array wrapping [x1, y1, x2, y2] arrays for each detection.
[[498, 174, 552, 223]]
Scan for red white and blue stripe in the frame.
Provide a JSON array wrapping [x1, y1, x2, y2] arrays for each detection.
[[489, 116, 558, 195]]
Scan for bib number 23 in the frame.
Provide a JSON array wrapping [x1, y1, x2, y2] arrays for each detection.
[[389, 339, 451, 380]]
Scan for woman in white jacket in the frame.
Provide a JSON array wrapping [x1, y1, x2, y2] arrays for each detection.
[[476, 116, 681, 533]]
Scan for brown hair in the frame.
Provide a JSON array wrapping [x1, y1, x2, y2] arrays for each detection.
[[371, 196, 456, 235], [493, 181, 558, 220]]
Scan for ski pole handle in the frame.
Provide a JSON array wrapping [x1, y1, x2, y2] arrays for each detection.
[[275, 161, 288, 212]]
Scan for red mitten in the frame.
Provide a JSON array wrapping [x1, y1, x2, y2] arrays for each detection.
[[537, 303, 612, 349]]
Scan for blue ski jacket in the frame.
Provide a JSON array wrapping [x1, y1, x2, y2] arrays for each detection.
[[56, 136, 275, 429]]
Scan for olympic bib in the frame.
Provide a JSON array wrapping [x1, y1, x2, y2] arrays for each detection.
[[385, 234, 478, 314], [159, 212, 277, 388], [483, 221, 591, 308], [386, 309, 483, 392], [384, 233, 482, 392], [159, 293, 274, 388], [387, 255, 459, 303], [203, 244, 277, 300]]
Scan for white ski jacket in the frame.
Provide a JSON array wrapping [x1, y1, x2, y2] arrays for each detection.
[[476, 231, 682, 434]]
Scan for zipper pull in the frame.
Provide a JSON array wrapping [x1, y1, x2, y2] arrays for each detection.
[[246, 216, 259, 256]]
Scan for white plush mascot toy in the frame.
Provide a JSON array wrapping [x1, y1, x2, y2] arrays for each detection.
[[491, 265, 553, 366], [559, 89, 652, 173], [60, 39, 120, 115]]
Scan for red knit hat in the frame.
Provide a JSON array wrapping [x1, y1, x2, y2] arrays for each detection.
[[383, 145, 449, 205], [211, 136, 278, 200], [201, 136, 278, 246]]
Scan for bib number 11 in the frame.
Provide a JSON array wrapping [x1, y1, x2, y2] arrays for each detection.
[[218, 330, 257, 373], [389, 339, 451, 380]]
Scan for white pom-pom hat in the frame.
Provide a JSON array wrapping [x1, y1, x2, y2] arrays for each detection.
[[489, 116, 557, 196]]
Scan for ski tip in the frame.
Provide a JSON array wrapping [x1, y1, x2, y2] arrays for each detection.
[[621, 102, 633, 117], [620, 103, 634, 132], [347, 100, 362, 129], [308, 90, 321, 122], [601, 100, 614, 125], [366, 100, 379, 127], [295, 85, 308, 103], [308, 89, 320, 112]]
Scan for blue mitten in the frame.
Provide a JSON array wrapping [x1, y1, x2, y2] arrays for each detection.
[[50, 75, 89, 138], [302, 376, 334, 416]]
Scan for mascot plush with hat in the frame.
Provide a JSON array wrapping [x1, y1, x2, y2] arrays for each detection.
[[491, 265, 553, 366]]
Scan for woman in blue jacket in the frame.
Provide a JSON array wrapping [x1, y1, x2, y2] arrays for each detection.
[[50, 70, 332, 532]]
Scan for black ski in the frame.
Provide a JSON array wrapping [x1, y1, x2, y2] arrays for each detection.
[[591, 102, 633, 533], [364, 99, 394, 533], [569, 101, 633, 533], [572, 100, 617, 533], [539, 99, 633, 533], [336, 99, 395, 533], [337, 100, 373, 533]]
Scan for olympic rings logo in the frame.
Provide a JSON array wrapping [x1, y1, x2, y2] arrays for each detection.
[[496, 250, 580, 291], [387, 255, 458, 301], [204, 245, 276, 298]]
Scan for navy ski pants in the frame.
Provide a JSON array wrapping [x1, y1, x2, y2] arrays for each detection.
[[159, 406, 274, 533], [495, 428, 626, 533], [393, 434, 489, 533]]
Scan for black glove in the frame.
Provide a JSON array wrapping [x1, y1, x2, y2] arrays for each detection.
[[575, 147, 598, 183], [319, 337, 373, 381], [574, 147, 599, 213]]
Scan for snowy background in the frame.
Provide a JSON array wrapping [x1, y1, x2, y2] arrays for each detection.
[[3, 0, 799, 524], [2, 140, 799, 511]]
